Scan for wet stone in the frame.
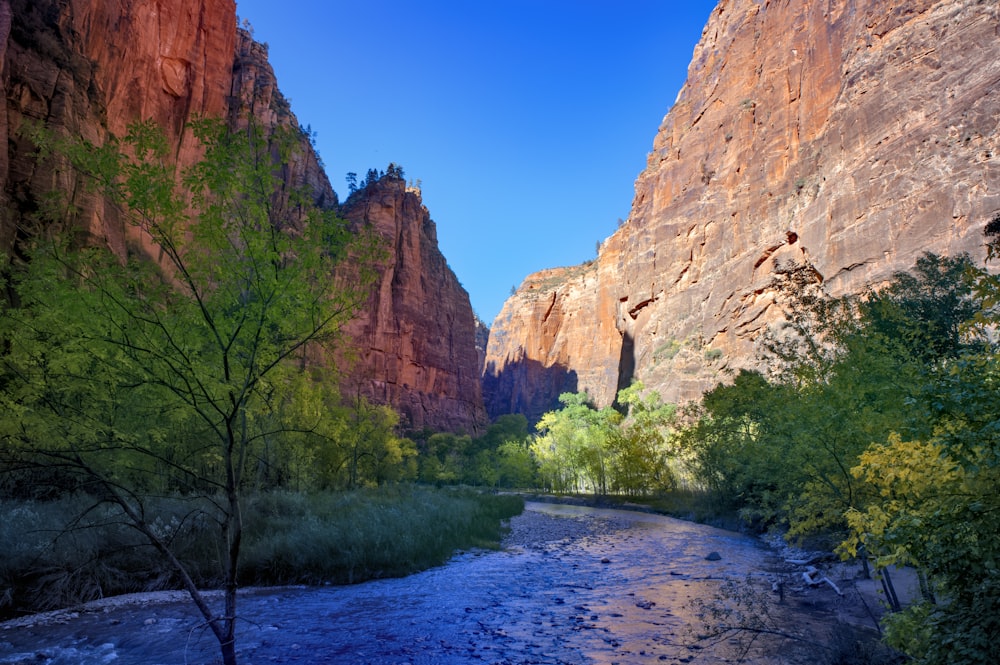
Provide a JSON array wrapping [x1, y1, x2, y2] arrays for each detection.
[[0, 502, 792, 665]]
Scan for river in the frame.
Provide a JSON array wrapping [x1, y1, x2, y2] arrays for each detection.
[[0, 502, 832, 664]]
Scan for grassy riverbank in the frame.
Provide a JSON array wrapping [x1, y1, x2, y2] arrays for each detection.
[[0, 486, 523, 619]]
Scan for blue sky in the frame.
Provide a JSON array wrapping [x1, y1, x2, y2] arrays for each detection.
[[234, 1, 718, 324]]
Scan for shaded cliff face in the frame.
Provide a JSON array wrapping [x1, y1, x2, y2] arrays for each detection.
[[340, 180, 488, 434], [486, 0, 1000, 414], [2, 0, 485, 433], [1, 0, 238, 256]]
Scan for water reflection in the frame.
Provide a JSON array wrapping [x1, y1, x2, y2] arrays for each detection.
[[0, 503, 781, 664]]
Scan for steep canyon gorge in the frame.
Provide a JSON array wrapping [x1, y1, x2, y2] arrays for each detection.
[[485, 0, 1000, 419], [0, 0, 484, 433], [4, 0, 1000, 431]]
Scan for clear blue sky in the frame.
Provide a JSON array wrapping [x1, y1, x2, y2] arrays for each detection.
[[234, 1, 718, 324]]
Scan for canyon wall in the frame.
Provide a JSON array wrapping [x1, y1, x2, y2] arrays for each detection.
[[1, 0, 238, 257], [485, 0, 1000, 418], [2, 0, 484, 433], [340, 179, 487, 434]]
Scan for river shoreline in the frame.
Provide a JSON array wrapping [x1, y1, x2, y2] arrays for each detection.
[[1, 501, 908, 664]]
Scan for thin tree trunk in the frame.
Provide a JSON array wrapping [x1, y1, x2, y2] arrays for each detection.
[[880, 567, 902, 612]]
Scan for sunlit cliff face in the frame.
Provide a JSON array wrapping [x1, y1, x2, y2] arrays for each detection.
[[486, 0, 1000, 412], [2, 0, 486, 433]]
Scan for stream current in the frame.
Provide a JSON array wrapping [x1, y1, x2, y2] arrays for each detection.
[[0, 502, 787, 665]]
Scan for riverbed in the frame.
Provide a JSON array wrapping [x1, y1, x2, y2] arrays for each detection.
[[0, 502, 870, 664]]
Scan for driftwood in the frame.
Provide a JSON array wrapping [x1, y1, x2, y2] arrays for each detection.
[[801, 566, 844, 596]]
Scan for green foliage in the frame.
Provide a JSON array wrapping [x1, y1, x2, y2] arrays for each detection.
[[680, 254, 977, 538], [531, 392, 615, 494], [859, 253, 983, 362], [1, 118, 383, 664], [530, 385, 677, 496], [413, 414, 536, 489], [0, 487, 524, 618], [676, 370, 794, 525], [842, 355, 1000, 664], [679, 250, 998, 663]]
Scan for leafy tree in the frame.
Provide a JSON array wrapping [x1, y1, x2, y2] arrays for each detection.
[[478, 414, 536, 488], [530, 388, 677, 496], [495, 438, 537, 488], [838, 247, 1000, 664], [340, 393, 415, 488], [678, 370, 799, 525], [1, 118, 381, 665], [678, 249, 998, 661], [861, 253, 981, 362], [843, 413, 1000, 664], [606, 383, 677, 495], [531, 392, 614, 494], [683, 254, 976, 540], [419, 432, 471, 485]]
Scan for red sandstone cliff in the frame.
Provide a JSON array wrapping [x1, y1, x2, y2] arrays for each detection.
[[2, 0, 484, 432], [1, 0, 238, 257], [340, 178, 487, 434], [485, 0, 1000, 418]]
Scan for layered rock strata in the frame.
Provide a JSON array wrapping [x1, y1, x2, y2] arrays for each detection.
[[485, 0, 1000, 417], [2, 0, 485, 432], [340, 179, 487, 434]]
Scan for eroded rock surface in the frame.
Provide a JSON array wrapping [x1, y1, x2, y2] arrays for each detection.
[[486, 0, 1000, 412], [340, 179, 488, 433], [1, 0, 485, 432]]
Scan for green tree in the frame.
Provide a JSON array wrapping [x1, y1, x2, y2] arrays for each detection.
[[606, 383, 677, 495], [419, 432, 471, 485], [861, 253, 981, 363], [1, 119, 380, 665], [341, 393, 415, 488], [495, 438, 537, 488], [682, 254, 973, 538], [678, 370, 798, 525], [839, 247, 1000, 663], [531, 392, 616, 494]]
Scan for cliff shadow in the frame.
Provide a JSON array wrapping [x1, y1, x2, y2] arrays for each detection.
[[616, 331, 636, 398], [482, 358, 578, 427]]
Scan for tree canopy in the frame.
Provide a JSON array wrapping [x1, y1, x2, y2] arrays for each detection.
[[679, 250, 999, 664], [1, 118, 381, 665]]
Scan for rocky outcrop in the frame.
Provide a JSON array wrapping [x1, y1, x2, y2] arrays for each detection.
[[2, 0, 485, 433], [484, 262, 604, 423], [1, 0, 238, 256], [486, 0, 1000, 415], [340, 179, 487, 434]]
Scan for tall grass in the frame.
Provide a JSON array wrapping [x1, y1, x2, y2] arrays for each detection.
[[239, 486, 523, 585], [0, 486, 523, 619]]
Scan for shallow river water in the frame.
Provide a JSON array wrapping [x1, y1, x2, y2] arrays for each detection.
[[0, 503, 793, 665]]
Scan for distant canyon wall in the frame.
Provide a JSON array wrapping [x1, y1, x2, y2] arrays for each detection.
[[485, 0, 1000, 419], [1, 0, 484, 433], [340, 178, 487, 434]]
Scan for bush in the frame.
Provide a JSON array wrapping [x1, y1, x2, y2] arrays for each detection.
[[0, 487, 523, 618]]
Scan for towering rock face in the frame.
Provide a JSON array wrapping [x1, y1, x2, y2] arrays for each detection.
[[1, 0, 238, 256], [2, 0, 484, 432], [485, 0, 1000, 417], [340, 179, 488, 434]]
